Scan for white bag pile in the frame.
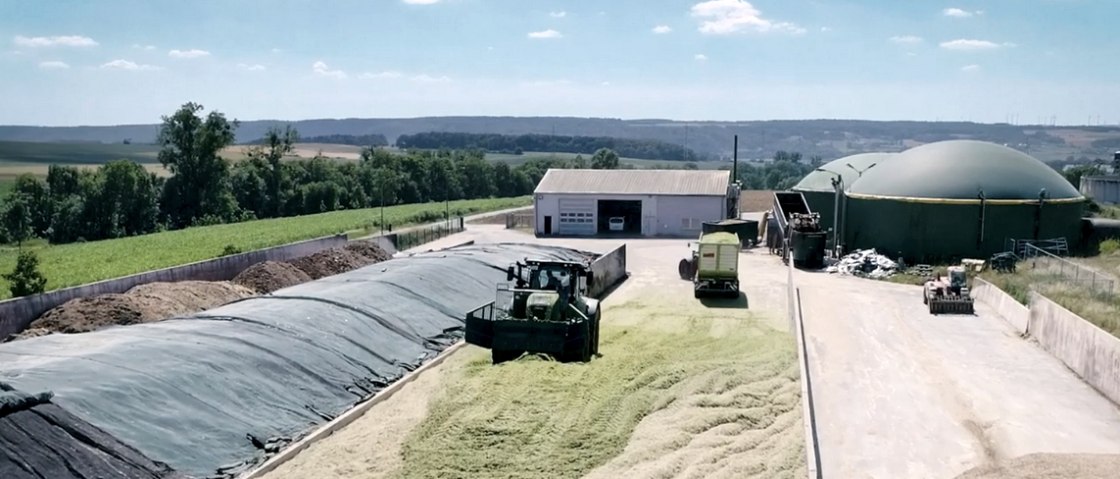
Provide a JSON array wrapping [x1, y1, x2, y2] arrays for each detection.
[[826, 248, 899, 279]]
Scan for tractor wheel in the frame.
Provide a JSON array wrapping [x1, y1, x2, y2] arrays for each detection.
[[492, 349, 521, 364], [590, 310, 601, 357]]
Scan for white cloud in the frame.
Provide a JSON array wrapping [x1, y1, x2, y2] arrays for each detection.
[[360, 70, 450, 83], [38, 61, 69, 70], [601, 81, 611, 86], [132, 44, 157, 50], [271, 48, 283, 54], [940, 39, 1012, 50], [906, 52, 918, 57], [943, 8, 982, 18], [360, 70, 405, 79], [694, 53, 708, 61], [237, 63, 266, 71], [889, 35, 923, 44], [402, 0, 440, 4], [14, 35, 97, 47], [820, 26, 832, 32], [961, 64, 981, 72], [528, 29, 562, 39], [652, 25, 673, 34], [168, 49, 210, 59], [690, 0, 805, 35], [312, 61, 347, 78], [550, 11, 566, 18], [100, 59, 160, 71], [412, 74, 451, 83]]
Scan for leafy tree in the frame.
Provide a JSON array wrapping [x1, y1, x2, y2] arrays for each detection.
[[9, 174, 51, 237], [247, 125, 298, 216], [3, 250, 47, 297], [1064, 164, 1104, 188], [156, 102, 240, 228], [591, 148, 620, 169], [97, 160, 161, 237], [1, 196, 33, 247]]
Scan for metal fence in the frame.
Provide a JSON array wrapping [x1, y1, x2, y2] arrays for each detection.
[[1019, 243, 1116, 296], [393, 218, 465, 250], [505, 213, 535, 230]]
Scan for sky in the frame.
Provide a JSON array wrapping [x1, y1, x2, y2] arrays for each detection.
[[1, 0, 1118, 126]]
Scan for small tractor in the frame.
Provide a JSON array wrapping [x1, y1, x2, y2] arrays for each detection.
[[464, 259, 601, 364], [923, 265, 975, 315]]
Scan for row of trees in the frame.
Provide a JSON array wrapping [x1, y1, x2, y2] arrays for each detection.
[[395, 132, 710, 162], [246, 133, 389, 147], [0, 103, 638, 246]]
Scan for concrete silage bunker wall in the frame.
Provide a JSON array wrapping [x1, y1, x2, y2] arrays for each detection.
[[588, 244, 627, 298], [0, 234, 349, 340], [1028, 292, 1120, 407], [0, 243, 595, 479]]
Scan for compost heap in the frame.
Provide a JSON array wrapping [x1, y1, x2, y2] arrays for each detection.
[[0, 243, 597, 479], [826, 248, 899, 278], [0, 382, 186, 479]]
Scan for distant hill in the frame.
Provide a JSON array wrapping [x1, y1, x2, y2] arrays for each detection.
[[2, 117, 1119, 163]]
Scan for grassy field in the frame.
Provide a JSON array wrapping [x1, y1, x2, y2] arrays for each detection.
[[388, 298, 804, 479], [0, 196, 530, 299]]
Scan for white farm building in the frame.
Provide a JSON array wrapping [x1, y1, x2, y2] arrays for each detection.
[[532, 169, 739, 237]]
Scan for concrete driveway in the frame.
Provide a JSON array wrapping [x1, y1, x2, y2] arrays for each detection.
[[796, 270, 1120, 479]]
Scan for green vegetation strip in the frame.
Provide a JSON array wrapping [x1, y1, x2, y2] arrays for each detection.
[[0, 197, 529, 299], [389, 301, 804, 479]]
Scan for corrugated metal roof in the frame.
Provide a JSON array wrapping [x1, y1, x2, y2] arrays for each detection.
[[534, 169, 730, 196]]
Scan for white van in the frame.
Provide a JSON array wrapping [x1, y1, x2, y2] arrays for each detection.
[[608, 217, 625, 231]]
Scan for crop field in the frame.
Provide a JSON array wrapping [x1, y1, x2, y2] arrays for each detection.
[[0, 196, 530, 299], [385, 298, 804, 479], [0, 140, 162, 165], [485, 151, 729, 170]]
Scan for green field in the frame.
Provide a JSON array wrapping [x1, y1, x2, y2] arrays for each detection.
[[0, 196, 530, 299], [0, 140, 162, 165], [484, 150, 728, 169]]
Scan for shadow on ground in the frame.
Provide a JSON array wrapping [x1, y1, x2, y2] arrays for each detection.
[[699, 292, 749, 309]]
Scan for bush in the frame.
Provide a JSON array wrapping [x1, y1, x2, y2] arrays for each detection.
[[1101, 239, 1120, 255], [4, 250, 47, 297], [221, 244, 243, 256]]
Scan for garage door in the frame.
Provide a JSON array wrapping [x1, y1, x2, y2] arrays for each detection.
[[558, 198, 596, 235]]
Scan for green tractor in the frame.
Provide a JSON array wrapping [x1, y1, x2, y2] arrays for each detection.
[[464, 259, 601, 364]]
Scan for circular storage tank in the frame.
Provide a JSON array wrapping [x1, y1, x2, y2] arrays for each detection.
[[792, 152, 896, 235], [842, 140, 1085, 262]]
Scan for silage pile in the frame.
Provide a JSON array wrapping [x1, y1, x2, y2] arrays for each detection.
[[826, 248, 899, 279], [10, 240, 394, 341]]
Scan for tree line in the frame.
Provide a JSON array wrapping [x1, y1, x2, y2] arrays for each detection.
[[245, 133, 388, 147], [0, 103, 643, 247], [395, 132, 711, 162]]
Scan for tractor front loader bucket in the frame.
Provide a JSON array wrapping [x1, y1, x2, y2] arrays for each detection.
[[930, 297, 975, 315]]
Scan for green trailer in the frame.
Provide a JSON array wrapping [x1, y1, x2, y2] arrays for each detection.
[[678, 231, 741, 298]]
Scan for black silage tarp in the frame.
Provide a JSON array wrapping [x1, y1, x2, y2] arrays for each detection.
[[0, 384, 185, 479], [0, 243, 594, 478]]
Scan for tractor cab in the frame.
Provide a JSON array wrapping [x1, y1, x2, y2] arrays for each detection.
[[947, 266, 968, 293], [502, 260, 595, 322]]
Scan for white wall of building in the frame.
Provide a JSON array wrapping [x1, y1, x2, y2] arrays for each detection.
[[534, 193, 725, 237]]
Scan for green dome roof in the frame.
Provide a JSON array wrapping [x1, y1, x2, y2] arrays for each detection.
[[793, 153, 896, 192], [847, 140, 1083, 201]]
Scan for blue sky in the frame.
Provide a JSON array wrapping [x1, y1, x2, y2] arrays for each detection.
[[1, 0, 1118, 126]]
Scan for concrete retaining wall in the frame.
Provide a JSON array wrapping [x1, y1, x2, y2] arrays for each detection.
[[972, 278, 1030, 334], [1028, 292, 1120, 406], [0, 234, 348, 339], [588, 244, 627, 299]]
